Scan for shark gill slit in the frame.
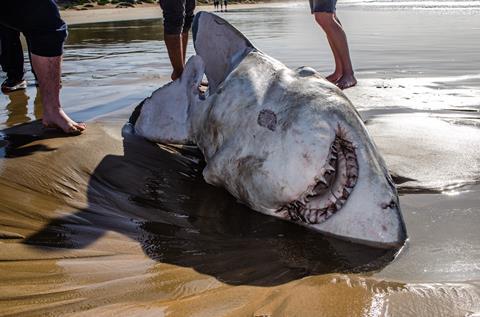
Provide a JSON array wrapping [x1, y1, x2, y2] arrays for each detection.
[[277, 130, 358, 224]]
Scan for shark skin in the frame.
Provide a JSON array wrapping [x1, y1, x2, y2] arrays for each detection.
[[131, 12, 407, 249]]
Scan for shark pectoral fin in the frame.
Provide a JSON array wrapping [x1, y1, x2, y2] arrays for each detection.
[[134, 56, 205, 144], [182, 55, 206, 103]]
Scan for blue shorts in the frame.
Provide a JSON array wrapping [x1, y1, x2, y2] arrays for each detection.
[[0, 0, 67, 57], [159, 0, 196, 35], [309, 0, 337, 13]]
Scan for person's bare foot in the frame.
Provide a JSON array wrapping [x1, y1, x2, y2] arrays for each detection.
[[326, 72, 342, 83], [336, 74, 357, 90], [42, 108, 86, 134]]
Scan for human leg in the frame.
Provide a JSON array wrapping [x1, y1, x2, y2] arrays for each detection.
[[0, 25, 27, 92], [1, 0, 85, 133], [31, 54, 84, 132], [164, 34, 184, 80], [26, 39, 38, 83], [311, 0, 356, 89], [181, 0, 195, 64], [314, 12, 356, 89], [160, 0, 188, 80]]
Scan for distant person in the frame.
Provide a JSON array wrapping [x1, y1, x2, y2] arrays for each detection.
[[0, 0, 86, 134], [223, 0, 228, 12], [214, 0, 219, 11], [159, 0, 195, 80], [0, 25, 38, 93], [310, 0, 356, 89]]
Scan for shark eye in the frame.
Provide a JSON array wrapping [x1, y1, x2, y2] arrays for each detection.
[[381, 199, 397, 209]]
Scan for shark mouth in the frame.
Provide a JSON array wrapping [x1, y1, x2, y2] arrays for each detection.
[[277, 128, 358, 224]]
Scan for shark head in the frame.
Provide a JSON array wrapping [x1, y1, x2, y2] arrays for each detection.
[[133, 12, 407, 249]]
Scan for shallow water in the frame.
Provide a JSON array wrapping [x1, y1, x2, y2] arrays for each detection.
[[1, 3, 479, 317]]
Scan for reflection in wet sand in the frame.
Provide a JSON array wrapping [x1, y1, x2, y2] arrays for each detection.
[[2, 89, 42, 128]]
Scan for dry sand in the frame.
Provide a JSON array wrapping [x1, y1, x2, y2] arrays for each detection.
[[61, 2, 290, 25]]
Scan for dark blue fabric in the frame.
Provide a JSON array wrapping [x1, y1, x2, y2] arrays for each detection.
[[309, 0, 337, 13], [0, 0, 67, 57], [0, 25, 25, 80], [159, 0, 196, 35]]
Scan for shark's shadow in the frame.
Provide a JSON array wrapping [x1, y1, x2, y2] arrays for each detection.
[[22, 124, 397, 286]]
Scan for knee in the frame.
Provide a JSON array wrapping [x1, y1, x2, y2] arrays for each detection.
[[314, 13, 336, 29]]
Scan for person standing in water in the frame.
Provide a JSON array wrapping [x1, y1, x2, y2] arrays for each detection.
[[0, 0, 86, 134], [159, 0, 195, 80], [310, 0, 357, 89], [0, 25, 38, 93]]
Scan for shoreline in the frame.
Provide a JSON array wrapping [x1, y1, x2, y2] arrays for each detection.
[[61, 2, 291, 25]]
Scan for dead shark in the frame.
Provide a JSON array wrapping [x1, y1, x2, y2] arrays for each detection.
[[128, 12, 407, 248]]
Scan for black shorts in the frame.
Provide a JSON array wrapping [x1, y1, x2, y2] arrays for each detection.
[[0, 0, 67, 57], [309, 0, 337, 13], [159, 0, 196, 35]]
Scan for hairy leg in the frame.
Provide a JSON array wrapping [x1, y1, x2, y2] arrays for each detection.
[[31, 54, 86, 133]]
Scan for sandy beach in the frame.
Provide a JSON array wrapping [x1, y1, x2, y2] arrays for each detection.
[[1, 1, 479, 316], [60, 2, 293, 25]]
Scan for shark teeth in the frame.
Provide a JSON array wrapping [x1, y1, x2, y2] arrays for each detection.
[[325, 164, 335, 173], [278, 129, 358, 225]]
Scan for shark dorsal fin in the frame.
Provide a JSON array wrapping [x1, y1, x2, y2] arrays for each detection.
[[193, 12, 256, 93]]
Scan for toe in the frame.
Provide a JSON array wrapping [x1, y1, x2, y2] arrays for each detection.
[[74, 122, 87, 131]]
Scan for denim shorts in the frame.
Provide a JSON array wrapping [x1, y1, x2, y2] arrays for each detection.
[[0, 0, 67, 57], [159, 0, 196, 35], [309, 0, 337, 13]]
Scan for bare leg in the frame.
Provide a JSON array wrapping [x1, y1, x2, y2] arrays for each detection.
[[164, 34, 184, 80], [31, 54, 86, 133], [181, 32, 189, 64], [314, 12, 357, 89], [324, 14, 343, 83], [325, 36, 343, 83]]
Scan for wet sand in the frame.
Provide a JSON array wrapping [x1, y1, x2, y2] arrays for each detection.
[[1, 2, 479, 316]]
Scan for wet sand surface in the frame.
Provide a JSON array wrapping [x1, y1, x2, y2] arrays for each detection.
[[1, 2, 479, 316]]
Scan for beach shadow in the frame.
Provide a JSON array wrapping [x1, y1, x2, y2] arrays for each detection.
[[0, 120, 83, 158], [23, 124, 398, 286]]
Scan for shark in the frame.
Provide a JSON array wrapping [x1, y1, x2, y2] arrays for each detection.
[[127, 12, 407, 248]]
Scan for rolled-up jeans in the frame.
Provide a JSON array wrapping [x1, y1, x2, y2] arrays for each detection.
[[159, 0, 196, 35]]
